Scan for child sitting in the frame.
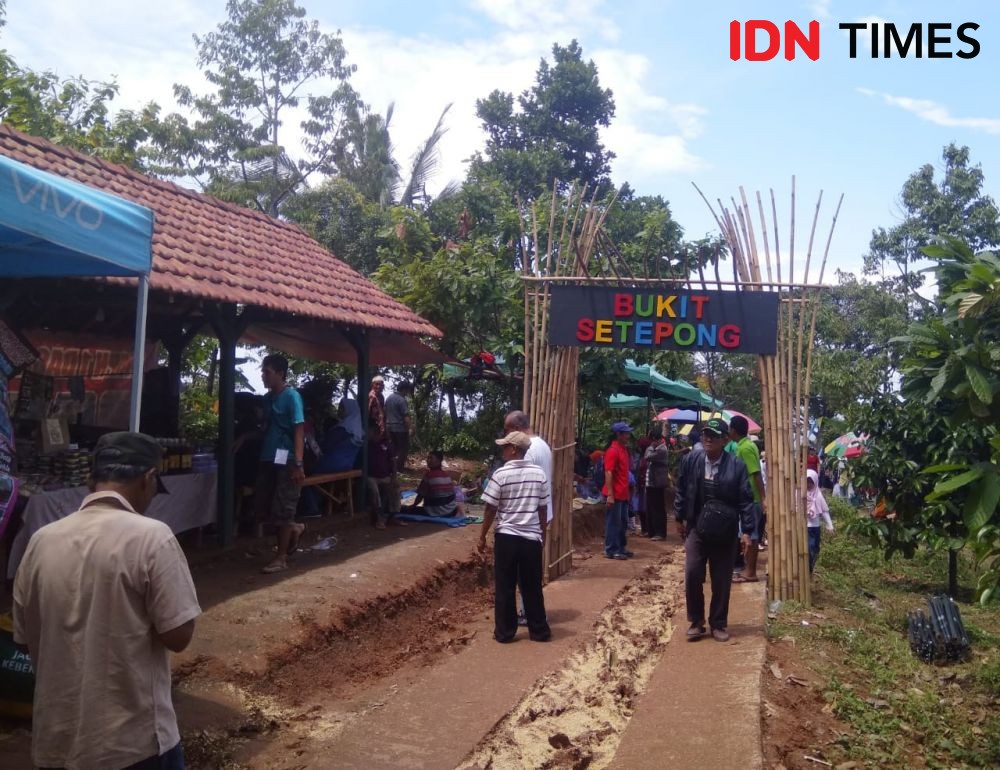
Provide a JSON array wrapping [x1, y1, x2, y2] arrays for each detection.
[[409, 450, 466, 518]]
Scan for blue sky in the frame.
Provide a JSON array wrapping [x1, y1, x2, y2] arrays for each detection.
[[4, 0, 999, 283]]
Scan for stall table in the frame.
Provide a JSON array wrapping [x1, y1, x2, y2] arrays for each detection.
[[6, 472, 217, 579]]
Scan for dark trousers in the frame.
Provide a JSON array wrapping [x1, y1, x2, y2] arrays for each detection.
[[604, 501, 628, 555], [684, 528, 739, 630], [645, 487, 668, 538], [808, 526, 821, 572], [494, 532, 550, 641], [389, 430, 409, 472], [44, 742, 184, 770]]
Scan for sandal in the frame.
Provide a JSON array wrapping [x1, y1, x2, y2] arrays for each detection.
[[732, 574, 759, 583]]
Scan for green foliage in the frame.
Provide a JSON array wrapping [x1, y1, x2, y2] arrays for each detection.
[[0, 14, 163, 170], [849, 394, 988, 567], [864, 144, 1000, 308], [895, 238, 1000, 603], [473, 40, 615, 200], [161, 0, 359, 216], [179, 388, 218, 444], [374, 207, 521, 360], [283, 177, 391, 275], [810, 270, 910, 418]]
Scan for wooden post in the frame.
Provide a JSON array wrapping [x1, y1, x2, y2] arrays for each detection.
[[209, 303, 246, 548]]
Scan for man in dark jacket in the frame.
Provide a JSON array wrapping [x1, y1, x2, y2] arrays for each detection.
[[674, 418, 755, 642], [643, 431, 671, 540]]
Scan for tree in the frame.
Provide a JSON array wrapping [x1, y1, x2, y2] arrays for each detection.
[[282, 176, 391, 275], [473, 40, 615, 201], [808, 271, 909, 422], [894, 238, 1000, 603], [864, 144, 1000, 311], [0, 3, 163, 169], [162, 0, 358, 217]]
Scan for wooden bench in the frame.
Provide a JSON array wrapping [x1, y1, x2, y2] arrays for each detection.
[[301, 470, 362, 517]]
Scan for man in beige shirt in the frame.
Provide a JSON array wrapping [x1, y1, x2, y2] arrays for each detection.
[[14, 432, 201, 770]]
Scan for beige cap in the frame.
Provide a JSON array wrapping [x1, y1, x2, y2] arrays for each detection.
[[495, 431, 531, 450]]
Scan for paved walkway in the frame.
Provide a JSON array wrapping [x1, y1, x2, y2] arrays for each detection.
[[612, 576, 767, 768]]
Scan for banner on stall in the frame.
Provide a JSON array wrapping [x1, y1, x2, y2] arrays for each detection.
[[548, 286, 780, 355], [7, 331, 157, 429]]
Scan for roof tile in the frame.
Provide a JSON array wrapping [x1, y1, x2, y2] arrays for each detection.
[[0, 125, 440, 338]]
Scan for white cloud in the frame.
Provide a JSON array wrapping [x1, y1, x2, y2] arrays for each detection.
[[468, 0, 620, 42], [2, 0, 705, 197], [858, 89, 1000, 134], [809, 0, 833, 21]]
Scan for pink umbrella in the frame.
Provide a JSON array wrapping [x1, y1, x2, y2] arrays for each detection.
[[654, 408, 761, 433]]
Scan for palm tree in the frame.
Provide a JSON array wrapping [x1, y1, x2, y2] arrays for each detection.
[[338, 102, 454, 208]]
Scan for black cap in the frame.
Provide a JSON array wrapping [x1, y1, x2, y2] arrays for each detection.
[[701, 418, 729, 437], [92, 432, 169, 494]]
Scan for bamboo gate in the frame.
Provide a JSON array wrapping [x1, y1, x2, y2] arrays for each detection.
[[521, 181, 840, 602]]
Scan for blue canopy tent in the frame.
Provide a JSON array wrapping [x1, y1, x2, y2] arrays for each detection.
[[0, 154, 155, 429]]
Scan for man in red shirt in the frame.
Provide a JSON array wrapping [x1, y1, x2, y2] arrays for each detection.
[[603, 421, 634, 560]]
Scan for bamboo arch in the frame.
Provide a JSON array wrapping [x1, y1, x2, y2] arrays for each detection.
[[521, 179, 841, 602]]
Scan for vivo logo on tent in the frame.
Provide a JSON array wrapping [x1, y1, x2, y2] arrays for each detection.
[[11, 170, 105, 230], [729, 20, 981, 61]]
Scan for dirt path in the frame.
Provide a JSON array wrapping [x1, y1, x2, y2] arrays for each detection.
[[1, 506, 769, 769]]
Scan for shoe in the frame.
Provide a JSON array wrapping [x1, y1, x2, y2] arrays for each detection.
[[686, 623, 706, 640], [605, 553, 628, 560], [711, 628, 731, 642], [623, 550, 635, 558], [261, 559, 287, 574], [529, 633, 552, 642], [494, 634, 516, 644], [650, 535, 664, 541], [517, 612, 528, 627]]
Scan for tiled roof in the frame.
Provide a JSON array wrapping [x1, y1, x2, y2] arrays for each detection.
[[0, 125, 441, 338]]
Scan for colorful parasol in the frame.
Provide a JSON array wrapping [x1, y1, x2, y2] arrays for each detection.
[[655, 407, 761, 433]]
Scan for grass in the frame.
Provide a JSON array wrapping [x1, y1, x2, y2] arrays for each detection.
[[767, 495, 1000, 769]]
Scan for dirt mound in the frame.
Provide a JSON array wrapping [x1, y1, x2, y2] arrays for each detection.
[[573, 503, 606, 546], [458, 555, 683, 770], [251, 557, 494, 704]]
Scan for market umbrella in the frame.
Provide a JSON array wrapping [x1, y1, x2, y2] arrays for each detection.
[[824, 432, 867, 457], [654, 407, 761, 433]]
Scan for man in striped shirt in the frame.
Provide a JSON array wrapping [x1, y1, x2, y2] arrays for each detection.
[[478, 431, 552, 643]]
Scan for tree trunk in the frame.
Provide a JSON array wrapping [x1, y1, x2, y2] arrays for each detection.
[[206, 347, 218, 396], [447, 387, 460, 428], [948, 550, 959, 599]]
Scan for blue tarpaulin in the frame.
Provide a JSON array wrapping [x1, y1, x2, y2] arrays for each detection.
[[0, 154, 155, 428], [0, 154, 153, 276]]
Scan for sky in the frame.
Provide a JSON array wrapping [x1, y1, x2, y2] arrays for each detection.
[[4, 0, 999, 290]]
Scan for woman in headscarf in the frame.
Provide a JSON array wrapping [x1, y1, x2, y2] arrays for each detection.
[[806, 469, 834, 572]]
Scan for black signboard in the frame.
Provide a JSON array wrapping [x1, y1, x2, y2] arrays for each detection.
[[548, 285, 780, 355]]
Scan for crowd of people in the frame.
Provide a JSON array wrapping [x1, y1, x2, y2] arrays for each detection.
[[9, 353, 847, 768]]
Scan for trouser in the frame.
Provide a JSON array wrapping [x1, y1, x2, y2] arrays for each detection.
[[368, 475, 400, 523], [494, 533, 550, 641], [645, 486, 668, 538], [604, 501, 629, 555], [44, 742, 185, 770], [389, 430, 409, 472], [808, 526, 821, 572], [684, 528, 739, 630]]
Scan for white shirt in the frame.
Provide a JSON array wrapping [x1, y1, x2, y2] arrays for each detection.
[[524, 434, 553, 523], [481, 459, 549, 541]]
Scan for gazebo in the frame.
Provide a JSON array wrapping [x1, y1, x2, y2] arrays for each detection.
[[0, 125, 444, 545]]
